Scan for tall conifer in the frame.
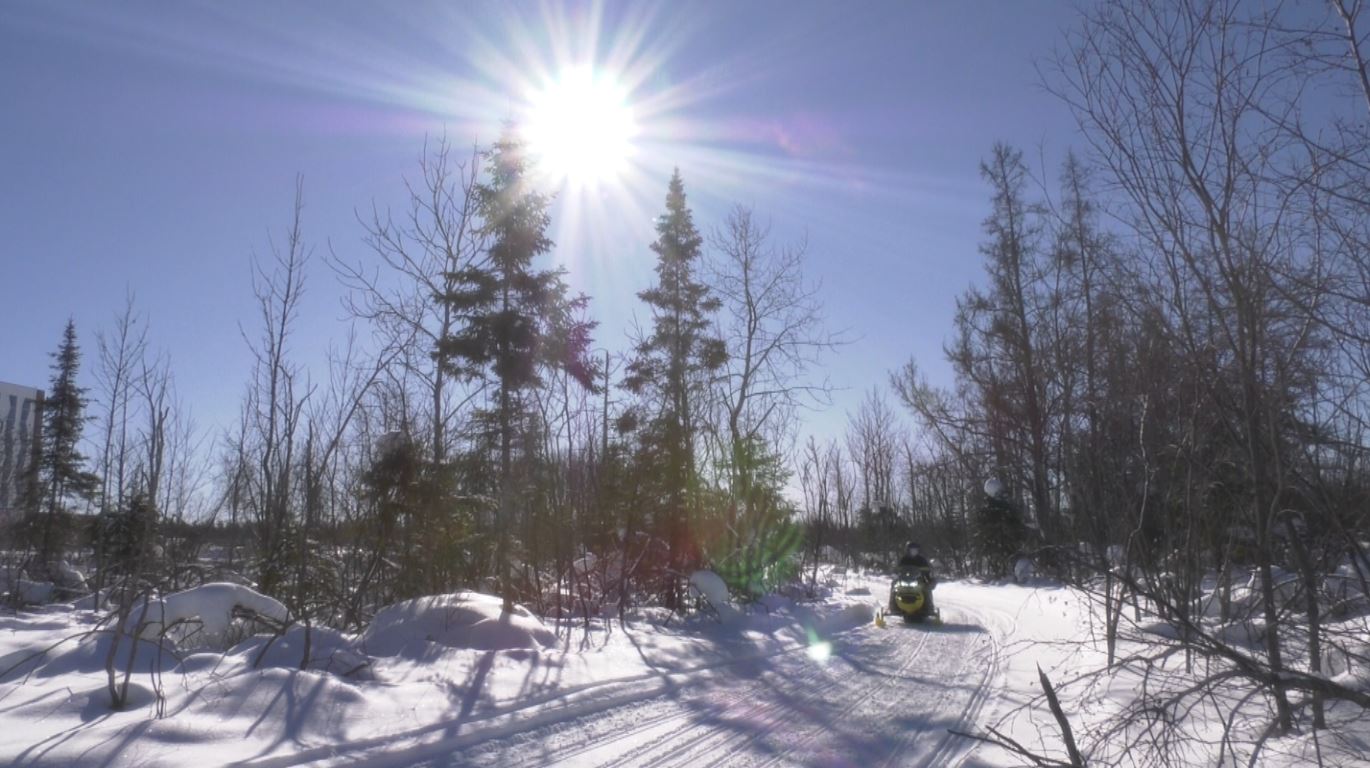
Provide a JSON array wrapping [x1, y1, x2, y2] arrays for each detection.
[[436, 131, 594, 610], [625, 170, 725, 608], [34, 319, 97, 571]]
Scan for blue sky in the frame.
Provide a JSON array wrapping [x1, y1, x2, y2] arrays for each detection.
[[0, 0, 1083, 448]]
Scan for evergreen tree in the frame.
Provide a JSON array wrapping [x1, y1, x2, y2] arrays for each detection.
[[436, 131, 594, 611], [359, 433, 468, 606], [34, 319, 98, 573], [97, 493, 158, 581], [972, 484, 1024, 579], [624, 170, 726, 608], [705, 437, 803, 599]]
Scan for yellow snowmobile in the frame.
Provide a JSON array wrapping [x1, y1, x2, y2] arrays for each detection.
[[887, 572, 939, 623]]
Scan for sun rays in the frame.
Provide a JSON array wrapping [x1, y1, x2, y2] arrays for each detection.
[[524, 66, 639, 189]]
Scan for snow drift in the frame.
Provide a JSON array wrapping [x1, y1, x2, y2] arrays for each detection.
[[688, 570, 739, 623], [125, 582, 289, 643], [361, 591, 556, 656]]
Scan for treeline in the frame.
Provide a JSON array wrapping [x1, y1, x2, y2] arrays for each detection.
[[7, 132, 854, 629], [877, 0, 1370, 749]]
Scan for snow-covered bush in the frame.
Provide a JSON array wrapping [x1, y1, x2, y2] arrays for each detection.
[[124, 582, 289, 649], [1322, 555, 1370, 616], [17, 579, 54, 605], [52, 560, 87, 592], [687, 570, 739, 624], [540, 551, 626, 618], [1198, 567, 1302, 621], [361, 592, 556, 656], [4, 561, 87, 606]]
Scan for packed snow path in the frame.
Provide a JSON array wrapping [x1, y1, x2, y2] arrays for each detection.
[[274, 588, 1013, 768], [482, 606, 1008, 768]]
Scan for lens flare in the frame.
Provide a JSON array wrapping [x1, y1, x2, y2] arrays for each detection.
[[525, 67, 638, 188], [806, 639, 833, 663]]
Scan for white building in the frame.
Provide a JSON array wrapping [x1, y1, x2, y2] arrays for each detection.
[[0, 380, 43, 520]]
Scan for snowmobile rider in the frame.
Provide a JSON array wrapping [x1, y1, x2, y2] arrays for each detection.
[[897, 541, 934, 584]]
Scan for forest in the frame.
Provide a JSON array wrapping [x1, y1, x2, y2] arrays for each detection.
[[5, 0, 1370, 761]]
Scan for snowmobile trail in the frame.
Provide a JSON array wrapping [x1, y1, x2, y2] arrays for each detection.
[[404, 596, 1009, 768]]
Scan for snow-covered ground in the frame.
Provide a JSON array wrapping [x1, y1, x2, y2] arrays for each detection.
[[1, 571, 1364, 766]]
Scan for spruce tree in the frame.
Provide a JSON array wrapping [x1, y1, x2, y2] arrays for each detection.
[[34, 319, 98, 574], [972, 486, 1025, 579], [625, 170, 726, 608], [436, 131, 594, 610], [97, 493, 158, 581]]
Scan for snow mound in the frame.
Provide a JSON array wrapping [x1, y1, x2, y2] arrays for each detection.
[[71, 589, 110, 611], [1324, 557, 1370, 614], [127, 582, 289, 639], [688, 570, 739, 623], [53, 560, 87, 591], [362, 592, 555, 656], [826, 601, 875, 630], [225, 624, 371, 677], [1, 630, 175, 683], [1199, 568, 1303, 619], [1328, 634, 1370, 693], [15, 579, 54, 605]]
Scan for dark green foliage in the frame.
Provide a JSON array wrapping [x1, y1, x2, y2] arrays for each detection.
[[625, 172, 727, 407], [709, 521, 802, 600], [972, 491, 1025, 579], [97, 494, 159, 579], [858, 504, 912, 568], [434, 130, 596, 609], [706, 438, 803, 598], [360, 434, 472, 604], [624, 170, 726, 608], [436, 132, 595, 393], [35, 319, 98, 571]]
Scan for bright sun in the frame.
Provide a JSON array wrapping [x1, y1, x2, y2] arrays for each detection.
[[526, 67, 638, 188]]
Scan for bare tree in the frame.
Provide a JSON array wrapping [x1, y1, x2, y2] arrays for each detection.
[[846, 390, 906, 563], [93, 292, 149, 519], [236, 177, 314, 597], [706, 206, 839, 486], [332, 136, 486, 465], [1051, 0, 1342, 736]]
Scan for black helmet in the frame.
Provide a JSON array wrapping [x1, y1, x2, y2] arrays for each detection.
[[905, 541, 920, 554]]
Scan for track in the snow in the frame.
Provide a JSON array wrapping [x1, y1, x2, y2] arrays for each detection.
[[413, 601, 1006, 768]]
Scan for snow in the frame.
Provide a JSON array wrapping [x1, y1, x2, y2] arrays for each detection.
[[1, 569, 1366, 766], [361, 592, 556, 655], [687, 569, 739, 623], [15, 578, 54, 605], [53, 560, 87, 591], [225, 624, 372, 677], [126, 581, 289, 640]]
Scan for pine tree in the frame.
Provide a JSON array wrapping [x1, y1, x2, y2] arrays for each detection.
[[972, 487, 1025, 579], [97, 493, 158, 580], [625, 170, 726, 609], [34, 319, 98, 574], [707, 437, 802, 599], [436, 131, 594, 611], [360, 433, 467, 604]]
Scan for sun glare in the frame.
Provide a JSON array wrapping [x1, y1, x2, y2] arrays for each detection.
[[526, 67, 638, 188]]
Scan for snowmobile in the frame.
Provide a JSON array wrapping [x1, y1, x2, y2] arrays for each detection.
[[886, 572, 940, 623]]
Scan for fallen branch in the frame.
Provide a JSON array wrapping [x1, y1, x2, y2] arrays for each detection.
[[1039, 664, 1085, 767]]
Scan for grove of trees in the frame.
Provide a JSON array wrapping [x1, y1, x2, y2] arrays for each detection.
[[4, 0, 1370, 760]]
